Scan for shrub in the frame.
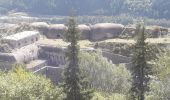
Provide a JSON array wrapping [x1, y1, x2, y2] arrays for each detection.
[[147, 51, 170, 100], [92, 92, 127, 100], [79, 52, 131, 94], [0, 67, 63, 100]]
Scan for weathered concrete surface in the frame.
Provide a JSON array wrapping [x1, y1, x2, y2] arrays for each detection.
[[31, 22, 125, 41], [0, 53, 16, 71], [2, 31, 40, 49], [12, 44, 39, 63], [0, 53, 16, 63], [38, 45, 66, 66], [46, 24, 67, 39], [26, 60, 47, 72], [29, 22, 170, 41], [78, 24, 91, 40], [30, 22, 49, 36], [90, 23, 124, 41]]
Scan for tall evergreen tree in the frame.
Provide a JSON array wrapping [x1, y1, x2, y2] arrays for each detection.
[[130, 24, 151, 100], [63, 16, 87, 100]]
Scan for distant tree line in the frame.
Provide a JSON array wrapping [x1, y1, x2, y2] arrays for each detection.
[[0, 0, 170, 19]]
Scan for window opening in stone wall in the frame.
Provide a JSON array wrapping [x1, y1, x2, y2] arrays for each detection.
[[31, 38, 34, 42], [36, 37, 38, 41], [57, 34, 61, 38], [18, 43, 21, 47]]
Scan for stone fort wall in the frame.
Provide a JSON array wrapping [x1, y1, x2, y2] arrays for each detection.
[[30, 22, 169, 41], [31, 22, 126, 41]]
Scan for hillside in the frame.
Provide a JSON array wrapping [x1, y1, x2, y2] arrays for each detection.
[[0, 0, 170, 19]]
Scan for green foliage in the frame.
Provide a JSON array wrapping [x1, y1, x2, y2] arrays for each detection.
[[152, 0, 170, 19], [63, 16, 92, 100], [94, 41, 163, 60], [64, 17, 79, 43], [79, 52, 131, 95], [147, 51, 170, 100], [95, 42, 132, 57], [152, 51, 170, 79], [125, 0, 153, 16], [92, 92, 127, 100], [77, 14, 134, 25], [147, 79, 170, 100], [0, 67, 62, 100], [110, 0, 126, 15], [131, 24, 152, 100], [0, 0, 170, 19]]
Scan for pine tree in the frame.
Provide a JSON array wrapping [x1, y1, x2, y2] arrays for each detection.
[[130, 24, 151, 100], [63, 16, 91, 100]]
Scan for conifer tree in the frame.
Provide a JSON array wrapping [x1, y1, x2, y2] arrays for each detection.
[[63, 16, 91, 100], [130, 24, 151, 100]]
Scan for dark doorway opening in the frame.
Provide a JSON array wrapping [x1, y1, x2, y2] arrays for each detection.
[[57, 34, 61, 38]]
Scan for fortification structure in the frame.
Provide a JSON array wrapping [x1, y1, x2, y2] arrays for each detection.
[[0, 22, 169, 84], [2, 31, 40, 49], [45, 24, 67, 39], [0, 32, 131, 84], [0, 31, 40, 70], [90, 23, 124, 40], [0, 31, 92, 83], [30, 22, 169, 41], [31, 22, 126, 41]]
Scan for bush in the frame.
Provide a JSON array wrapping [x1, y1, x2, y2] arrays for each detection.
[[0, 67, 63, 100], [147, 78, 170, 100], [79, 52, 131, 94], [92, 92, 127, 100], [147, 51, 170, 100]]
